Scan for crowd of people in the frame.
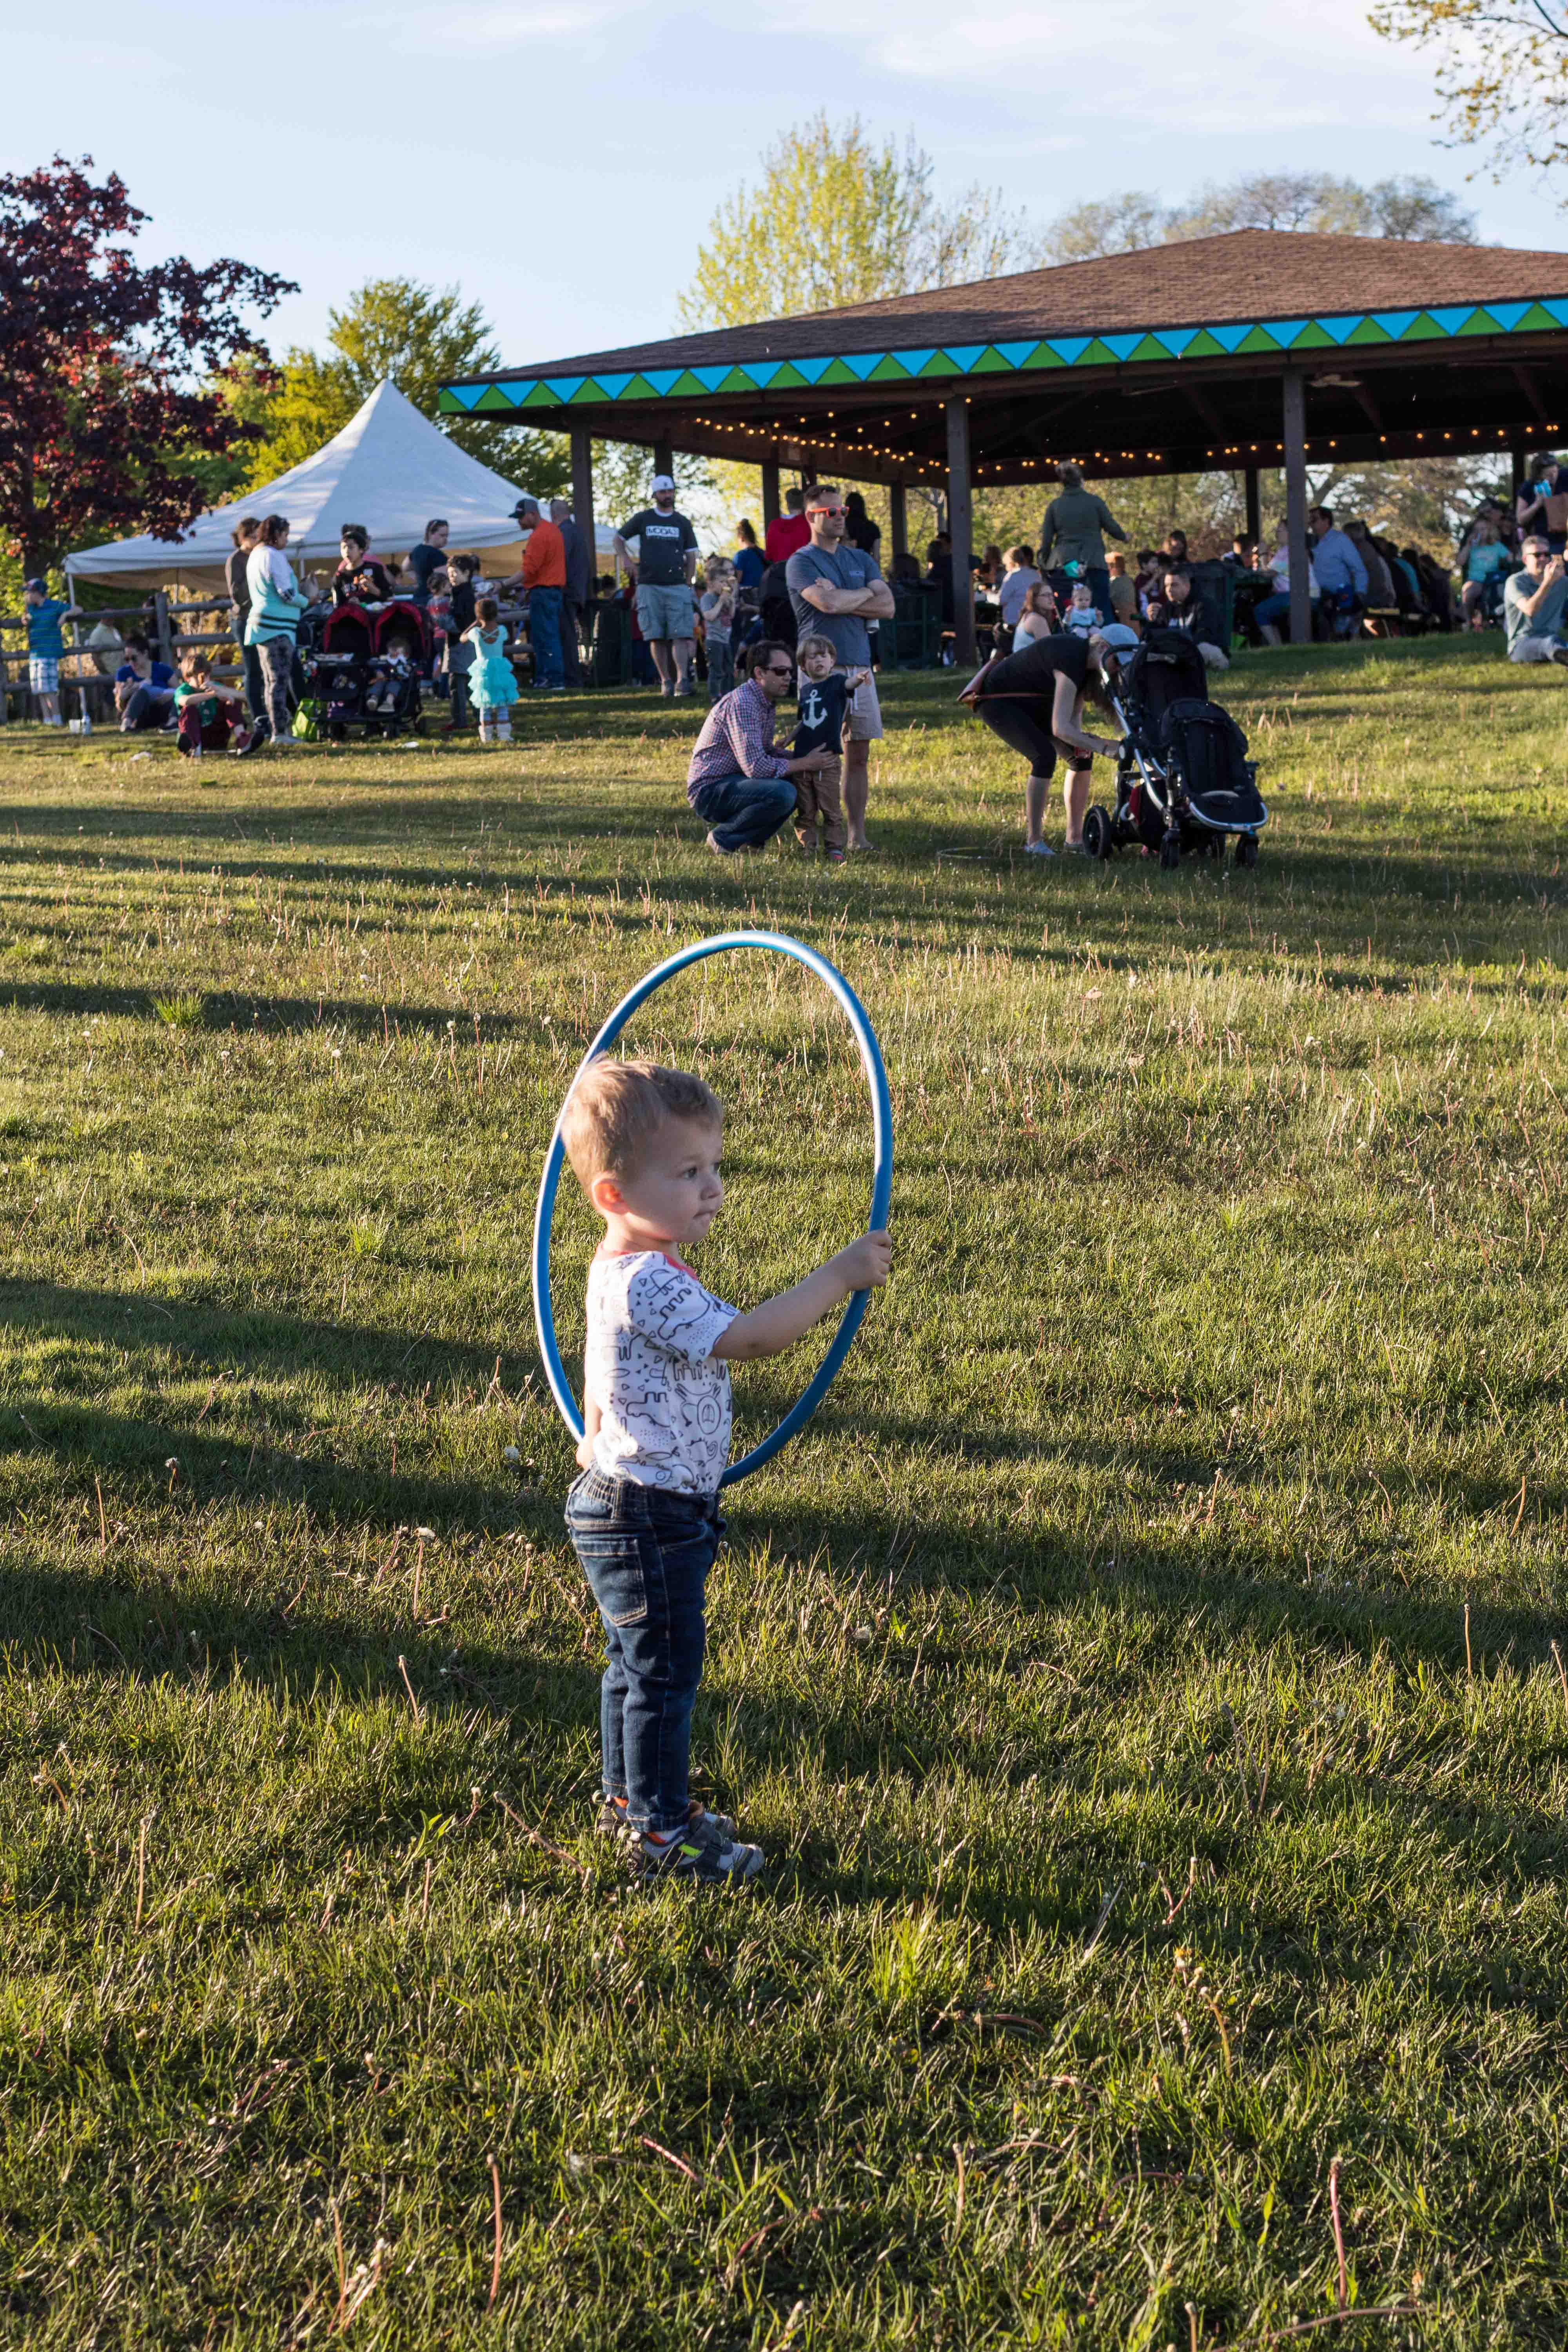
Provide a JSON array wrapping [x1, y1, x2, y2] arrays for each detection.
[[13, 454, 1564, 794]]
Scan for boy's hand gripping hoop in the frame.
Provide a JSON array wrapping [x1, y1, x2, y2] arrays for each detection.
[[532, 930, 894, 1486]]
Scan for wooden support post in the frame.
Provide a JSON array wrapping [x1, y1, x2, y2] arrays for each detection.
[[890, 481, 907, 561], [1282, 371, 1310, 648], [946, 397, 976, 666], [570, 426, 594, 564], [153, 588, 176, 673], [652, 441, 674, 481], [1244, 467, 1261, 548], [761, 457, 781, 533], [1512, 444, 1527, 505]]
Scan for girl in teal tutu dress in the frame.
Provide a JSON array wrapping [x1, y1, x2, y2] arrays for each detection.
[[463, 597, 519, 742]]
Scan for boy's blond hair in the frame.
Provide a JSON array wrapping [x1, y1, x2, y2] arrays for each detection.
[[795, 632, 838, 666], [561, 1059, 722, 1190]]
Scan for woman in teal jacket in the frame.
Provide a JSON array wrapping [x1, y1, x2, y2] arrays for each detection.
[[244, 515, 312, 747]]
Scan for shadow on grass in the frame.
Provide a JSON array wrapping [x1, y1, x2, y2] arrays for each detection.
[[4, 1279, 1560, 1677]]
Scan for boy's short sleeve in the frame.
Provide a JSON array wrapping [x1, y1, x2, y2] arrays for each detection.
[[622, 1258, 736, 1365]]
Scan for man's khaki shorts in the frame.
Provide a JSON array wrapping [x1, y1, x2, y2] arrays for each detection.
[[844, 666, 884, 742]]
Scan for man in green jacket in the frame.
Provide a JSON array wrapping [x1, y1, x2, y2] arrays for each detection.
[[1039, 463, 1126, 626]]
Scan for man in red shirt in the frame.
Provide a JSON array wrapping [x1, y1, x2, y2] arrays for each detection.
[[764, 486, 810, 565], [512, 495, 568, 690]]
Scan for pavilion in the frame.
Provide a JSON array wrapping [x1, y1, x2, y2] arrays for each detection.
[[440, 229, 1568, 659]]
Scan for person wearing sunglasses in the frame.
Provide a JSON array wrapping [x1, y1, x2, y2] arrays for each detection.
[[685, 641, 837, 854]]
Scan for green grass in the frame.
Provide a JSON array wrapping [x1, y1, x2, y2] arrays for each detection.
[[1, 637, 1566, 2348]]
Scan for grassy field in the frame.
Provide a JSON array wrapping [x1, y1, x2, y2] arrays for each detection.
[[1, 637, 1566, 2350]]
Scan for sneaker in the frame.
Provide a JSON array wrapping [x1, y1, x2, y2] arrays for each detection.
[[826, 849, 846, 864], [1024, 839, 1056, 857], [597, 1793, 737, 1842], [1551, 647, 1568, 668], [623, 1815, 763, 1884], [703, 830, 732, 855]]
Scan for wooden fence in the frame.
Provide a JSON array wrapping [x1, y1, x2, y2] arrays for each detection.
[[0, 592, 242, 725], [0, 589, 604, 726]]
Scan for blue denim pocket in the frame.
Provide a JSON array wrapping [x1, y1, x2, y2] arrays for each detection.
[[573, 1534, 650, 1628]]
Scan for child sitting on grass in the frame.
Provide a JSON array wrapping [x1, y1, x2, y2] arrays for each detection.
[[173, 652, 252, 757], [561, 1059, 891, 1883], [790, 633, 868, 862]]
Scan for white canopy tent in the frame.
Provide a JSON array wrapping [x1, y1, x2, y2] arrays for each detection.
[[65, 378, 613, 595]]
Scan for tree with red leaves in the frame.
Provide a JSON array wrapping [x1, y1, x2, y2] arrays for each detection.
[[0, 155, 296, 576]]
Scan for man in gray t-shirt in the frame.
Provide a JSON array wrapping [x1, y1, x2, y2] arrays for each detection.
[[613, 474, 700, 695], [784, 485, 895, 852], [1504, 534, 1568, 664]]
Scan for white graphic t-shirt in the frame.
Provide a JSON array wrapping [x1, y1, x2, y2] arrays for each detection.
[[585, 1249, 737, 1496]]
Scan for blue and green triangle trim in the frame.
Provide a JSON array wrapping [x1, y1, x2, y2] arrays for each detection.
[[439, 297, 1568, 416]]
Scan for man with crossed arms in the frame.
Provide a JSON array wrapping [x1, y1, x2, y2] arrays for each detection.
[[784, 485, 895, 853]]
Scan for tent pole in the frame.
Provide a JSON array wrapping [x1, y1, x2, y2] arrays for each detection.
[[761, 458, 781, 534], [890, 482, 907, 561], [653, 440, 674, 481], [1244, 467, 1261, 548], [1282, 371, 1310, 648], [946, 397, 976, 667]]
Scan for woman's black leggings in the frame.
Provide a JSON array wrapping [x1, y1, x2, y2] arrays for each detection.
[[975, 693, 1090, 778]]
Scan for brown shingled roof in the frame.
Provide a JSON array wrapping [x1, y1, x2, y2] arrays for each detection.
[[484, 228, 1568, 383]]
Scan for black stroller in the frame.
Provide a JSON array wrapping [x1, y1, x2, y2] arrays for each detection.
[[1085, 627, 1268, 871]]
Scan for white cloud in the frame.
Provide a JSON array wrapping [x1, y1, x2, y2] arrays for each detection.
[[754, 0, 1436, 134]]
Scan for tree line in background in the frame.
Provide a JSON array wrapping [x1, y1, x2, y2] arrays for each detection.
[[4, 49, 1558, 603], [678, 119, 1499, 566]]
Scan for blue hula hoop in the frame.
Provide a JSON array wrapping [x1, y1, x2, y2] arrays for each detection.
[[532, 930, 893, 1486]]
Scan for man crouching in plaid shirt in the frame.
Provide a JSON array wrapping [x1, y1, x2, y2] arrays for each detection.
[[685, 640, 836, 855]]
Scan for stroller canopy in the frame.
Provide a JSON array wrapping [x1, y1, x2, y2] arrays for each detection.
[[65, 380, 617, 595]]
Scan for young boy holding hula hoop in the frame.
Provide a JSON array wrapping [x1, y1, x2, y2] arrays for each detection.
[[561, 1059, 891, 1883]]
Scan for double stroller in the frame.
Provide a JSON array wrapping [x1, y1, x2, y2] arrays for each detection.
[[301, 599, 432, 740], [1085, 627, 1269, 871]]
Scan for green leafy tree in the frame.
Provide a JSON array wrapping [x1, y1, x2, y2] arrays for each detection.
[[244, 277, 567, 495], [1369, 0, 1568, 182], [677, 114, 1038, 332]]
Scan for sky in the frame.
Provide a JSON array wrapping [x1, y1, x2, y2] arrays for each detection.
[[11, 0, 1566, 374]]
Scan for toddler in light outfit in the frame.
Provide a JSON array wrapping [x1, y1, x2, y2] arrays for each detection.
[[1063, 581, 1102, 639], [699, 559, 736, 702], [562, 1060, 891, 1882], [463, 597, 519, 741]]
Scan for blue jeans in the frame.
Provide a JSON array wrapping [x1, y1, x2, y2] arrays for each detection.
[[528, 584, 564, 688], [566, 1468, 724, 1833], [687, 771, 795, 852], [1254, 592, 1291, 629], [706, 639, 734, 701], [119, 684, 175, 731]]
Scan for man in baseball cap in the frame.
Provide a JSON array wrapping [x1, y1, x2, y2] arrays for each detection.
[[509, 495, 568, 690], [613, 474, 699, 696]]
